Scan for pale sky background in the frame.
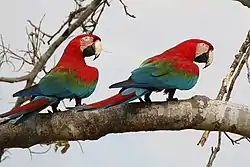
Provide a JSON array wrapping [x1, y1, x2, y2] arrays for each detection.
[[0, 0, 250, 166]]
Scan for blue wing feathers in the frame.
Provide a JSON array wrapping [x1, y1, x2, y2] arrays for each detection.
[[13, 85, 42, 97]]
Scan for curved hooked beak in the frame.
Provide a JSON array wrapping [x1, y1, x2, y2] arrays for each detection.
[[93, 40, 102, 61], [194, 50, 213, 69]]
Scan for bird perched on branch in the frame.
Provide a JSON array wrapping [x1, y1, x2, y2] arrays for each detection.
[[79, 38, 214, 111], [0, 34, 103, 125]]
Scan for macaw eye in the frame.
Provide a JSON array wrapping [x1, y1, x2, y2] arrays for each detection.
[[82, 36, 92, 42]]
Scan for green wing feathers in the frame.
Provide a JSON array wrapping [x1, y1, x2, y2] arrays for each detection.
[[130, 57, 199, 90], [38, 68, 98, 99]]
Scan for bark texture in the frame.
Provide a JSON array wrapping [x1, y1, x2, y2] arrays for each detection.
[[1, 95, 250, 149]]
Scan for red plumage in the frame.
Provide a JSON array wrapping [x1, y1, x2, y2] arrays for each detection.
[[53, 34, 101, 83], [0, 98, 49, 117], [88, 92, 137, 109]]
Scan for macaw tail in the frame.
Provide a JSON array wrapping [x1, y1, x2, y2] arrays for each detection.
[[83, 88, 149, 111], [0, 97, 56, 125]]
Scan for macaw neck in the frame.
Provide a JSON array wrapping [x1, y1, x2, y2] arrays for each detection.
[[162, 45, 196, 61], [57, 47, 87, 66]]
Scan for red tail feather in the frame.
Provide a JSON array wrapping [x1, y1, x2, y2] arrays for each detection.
[[0, 98, 49, 118], [89, 92, 136, 109]]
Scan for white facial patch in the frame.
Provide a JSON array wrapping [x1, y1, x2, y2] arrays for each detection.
[[195, 43, 209, 58], [94, 40, 102, 56]]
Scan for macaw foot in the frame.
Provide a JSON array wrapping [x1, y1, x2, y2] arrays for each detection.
[[53, 108, 61, 113], [47, 110, 53, 114], [144, 96, 152, 103], [47, 108, 61, 113], [144, 92, 152, 103], [166, 97, 178, 102], [139, 98, 145, 102], [164, 89, 177, 102], [47, 102, 60, 113], [76, 103, 86, 107]]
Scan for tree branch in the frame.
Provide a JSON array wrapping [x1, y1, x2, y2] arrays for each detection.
[[1, 95, 250, 149], [0, 75, 29, 83], [234, 0, 250, 8]]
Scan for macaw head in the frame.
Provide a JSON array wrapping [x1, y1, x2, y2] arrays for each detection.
[[174, 39, 214, 69], [193, 39, 214, 69], [66, 34, 103, 61]]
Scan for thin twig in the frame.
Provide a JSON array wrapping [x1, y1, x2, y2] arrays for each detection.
[[27, 16, 52, 38], [118, 0, 136, 18], [206, 132, 222, 167], [223, 132, 239, 145], [47, 5, 89, 44], [76, 141, 84, 153]]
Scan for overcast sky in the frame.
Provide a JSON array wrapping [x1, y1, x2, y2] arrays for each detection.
[[1, 0, 250, 166]]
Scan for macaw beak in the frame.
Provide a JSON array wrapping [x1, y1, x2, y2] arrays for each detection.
[[93, 40, 102, 61], [194, 50, 213, 69]]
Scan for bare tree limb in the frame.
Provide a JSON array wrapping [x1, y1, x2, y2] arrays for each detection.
[[197, 30, 250, 167], [118, 0, 136, 18], [198, 30, 250, 147], [0, 75, 29, 83], [225, 45, 250, 100], [206, 132, 221, 167], [234, 0, 250, 8], [1, 95, 250, 149]]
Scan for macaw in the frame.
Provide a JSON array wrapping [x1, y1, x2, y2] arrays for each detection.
[[0, 34, 103, 125], [80, 39, 214, 111]]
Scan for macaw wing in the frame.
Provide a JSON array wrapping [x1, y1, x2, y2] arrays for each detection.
[[38, 71, 74, 98], [38, 68, 97, 98], [130, 58, 199, 90]]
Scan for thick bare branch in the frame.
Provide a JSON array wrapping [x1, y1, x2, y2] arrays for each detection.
[[0, 95, 250, 149]]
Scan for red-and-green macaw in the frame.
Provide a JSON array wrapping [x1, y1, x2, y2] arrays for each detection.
[[80, 39, 214, 110], [0, 34, 103, 125]]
